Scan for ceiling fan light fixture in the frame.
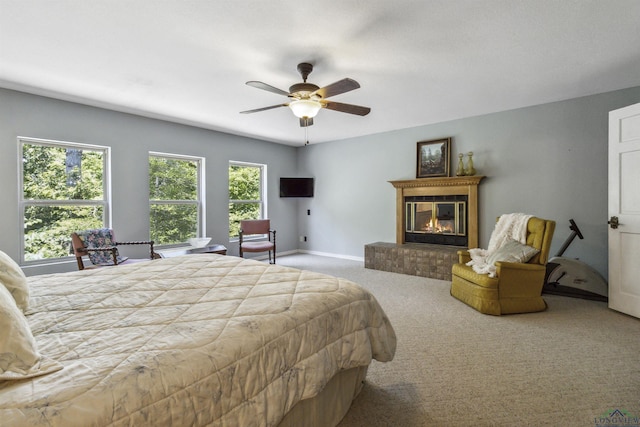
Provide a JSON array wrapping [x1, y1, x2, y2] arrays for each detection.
[[242, 63, 370, 127], [289, 99, 322, 118]]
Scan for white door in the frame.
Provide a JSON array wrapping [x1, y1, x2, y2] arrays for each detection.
[[608, 102, 640, 318]]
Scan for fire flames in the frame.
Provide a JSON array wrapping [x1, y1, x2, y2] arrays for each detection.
[[423, 218, 454, 234]]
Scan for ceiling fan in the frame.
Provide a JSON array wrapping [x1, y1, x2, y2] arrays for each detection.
[[240, 62, 371, 127]]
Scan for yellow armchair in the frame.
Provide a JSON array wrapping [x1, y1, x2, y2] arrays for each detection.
[[451, 217, 555, 315]]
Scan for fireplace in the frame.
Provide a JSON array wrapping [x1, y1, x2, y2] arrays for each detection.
[[389, 176, 484, 248], [365, 176, 483, 280], [405, 195, 468, 246]]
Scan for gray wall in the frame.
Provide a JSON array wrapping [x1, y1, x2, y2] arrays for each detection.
[[296, 87, 640, 278], [0, 88, 299, 275], [2, 86, 639, 279]]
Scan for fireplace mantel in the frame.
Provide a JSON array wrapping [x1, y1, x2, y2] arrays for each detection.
[[389, 176, 485, 248]]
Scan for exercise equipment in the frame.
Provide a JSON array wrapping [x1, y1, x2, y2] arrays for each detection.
[[543, 219, 608, 302]]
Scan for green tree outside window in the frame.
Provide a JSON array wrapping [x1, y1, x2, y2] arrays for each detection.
[[229, 163, 265, 239], [20, 140, 107, 262], [149, 154, 202, 245]]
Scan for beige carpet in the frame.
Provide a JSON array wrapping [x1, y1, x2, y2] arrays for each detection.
[[277, 253, 640, 427]]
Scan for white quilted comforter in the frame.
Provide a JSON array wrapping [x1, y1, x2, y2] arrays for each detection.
[[0, 255, 396, 426]]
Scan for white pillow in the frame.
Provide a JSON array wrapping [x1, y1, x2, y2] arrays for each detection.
[[0, 285, 63, 380], [486, 239, 539, 265], [0, 250, 29, 312]]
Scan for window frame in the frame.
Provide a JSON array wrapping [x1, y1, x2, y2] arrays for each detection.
[[228, 160, 267, 242], [18, 136, 111, 265], [149, 151, 205, 248]]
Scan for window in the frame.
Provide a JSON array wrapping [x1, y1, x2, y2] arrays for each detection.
[[19, 137, 110, 263], [229, 161, 266, 239], [149, 152, 204, 246]]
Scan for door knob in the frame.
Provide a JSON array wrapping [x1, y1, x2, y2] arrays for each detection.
[[608, 216, 619, 229]]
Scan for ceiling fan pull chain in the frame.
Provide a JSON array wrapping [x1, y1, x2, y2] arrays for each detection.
[[305, 126, 309, 145]]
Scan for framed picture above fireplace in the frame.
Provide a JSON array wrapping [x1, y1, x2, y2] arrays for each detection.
[[416, 137, 451, 178]]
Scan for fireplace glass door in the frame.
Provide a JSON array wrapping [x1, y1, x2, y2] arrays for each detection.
[[405, 197, 467, 245]]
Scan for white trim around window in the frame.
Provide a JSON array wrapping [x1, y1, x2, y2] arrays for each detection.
[[149, 151, 205, 247], [18, 136, 111, 265]]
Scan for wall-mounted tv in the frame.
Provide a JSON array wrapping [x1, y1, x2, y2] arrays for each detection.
[[280, 177, 314, 198]]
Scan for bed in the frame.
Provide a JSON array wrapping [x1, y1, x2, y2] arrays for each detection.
[[0, 254, 396, 426]]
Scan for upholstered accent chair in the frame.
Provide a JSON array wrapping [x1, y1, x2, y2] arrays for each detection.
[[451, 217, 555, 315], [239, 219, 276, 264], [71, 228, 157, 270]]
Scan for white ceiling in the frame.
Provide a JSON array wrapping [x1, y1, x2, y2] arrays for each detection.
[[1, 1, 640, 146]]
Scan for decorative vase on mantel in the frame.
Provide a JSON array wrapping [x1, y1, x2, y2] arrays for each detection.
[[456, 153, 466, 176], [465, 152, 476, 176]]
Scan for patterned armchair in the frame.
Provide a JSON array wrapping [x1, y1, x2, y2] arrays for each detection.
[[70, 228, 157, 270]]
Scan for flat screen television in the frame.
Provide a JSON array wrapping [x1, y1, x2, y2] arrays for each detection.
[[280, 177, 314, 198]]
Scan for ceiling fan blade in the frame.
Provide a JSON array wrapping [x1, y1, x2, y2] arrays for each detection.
[[240, 104, 288, 114], [313, 78, 360, 99], [299, 117, 314, 127], [246, 81, 290, 96], [323, 101, 371, 116]]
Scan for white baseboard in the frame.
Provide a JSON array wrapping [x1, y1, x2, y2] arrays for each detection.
[[238, 249, 364, 263], [296, 249, 364, 263]]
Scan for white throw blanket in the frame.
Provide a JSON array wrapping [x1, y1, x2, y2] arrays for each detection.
[[466, 213, 533, 277]]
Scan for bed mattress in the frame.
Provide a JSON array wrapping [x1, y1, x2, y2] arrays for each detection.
[[0, 255, 396, 426]]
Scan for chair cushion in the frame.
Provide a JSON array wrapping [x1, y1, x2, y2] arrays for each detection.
[[451, 263, 499, 289], [241, 242, 275, 252], [485, 239, 539, 265], [77, 229, 122, 265]]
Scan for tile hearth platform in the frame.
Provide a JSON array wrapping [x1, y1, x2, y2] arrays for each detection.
[[364, 242, 463, 281]]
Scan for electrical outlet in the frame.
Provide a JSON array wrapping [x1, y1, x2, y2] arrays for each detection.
[[304, 236, 307, 242], [299, 236, 305, 242], [307, 209, 311, 215]]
